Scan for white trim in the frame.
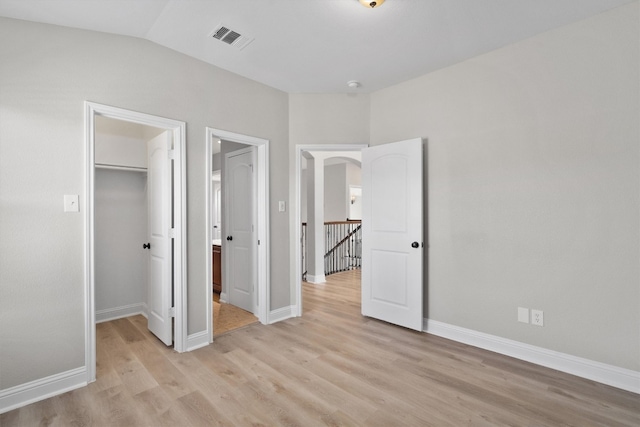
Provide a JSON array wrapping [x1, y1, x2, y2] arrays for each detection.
[[219, 292, 229, 303], [205, 135, 214, 344], [292, 144, 368, 317], [186, 331, 211, 351], [85, 102, 188, 386], [268, 305, 296, 324], [95, 303, 145, 323], [425, 319, 640, 394], [0, 368, 87, 414], [305, 274, 326, 284], [205, 127, 270, 346]]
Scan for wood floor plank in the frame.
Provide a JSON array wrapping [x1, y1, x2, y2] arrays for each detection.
[[176, 390, 235, 427], [128, 338, 195, 400], [2, 269, 639, 426]]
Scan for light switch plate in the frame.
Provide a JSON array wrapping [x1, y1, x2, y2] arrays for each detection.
[[64, 195, 79, 212], [518, 307, 529, 324], [278, 201, 286, 212]]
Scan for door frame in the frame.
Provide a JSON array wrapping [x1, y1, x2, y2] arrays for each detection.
[[206, 127, 269, 343], [292, 144, 368, 316], [84, 101, 187, 383]]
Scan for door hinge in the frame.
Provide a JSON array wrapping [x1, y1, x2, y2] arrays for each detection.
[[169, 307, 176, 317], [258, 239, 260, 245], [168, 150, 176, 160], [169, 228, 176, 238]]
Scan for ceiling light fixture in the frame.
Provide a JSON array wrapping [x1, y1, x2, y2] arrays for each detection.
[[359, 0, 385, 8]]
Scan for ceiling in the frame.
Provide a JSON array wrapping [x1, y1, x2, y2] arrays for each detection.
[[0, 0, 634, 93]]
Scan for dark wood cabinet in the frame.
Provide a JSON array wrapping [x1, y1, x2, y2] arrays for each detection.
[[212, 245, 221, 293]]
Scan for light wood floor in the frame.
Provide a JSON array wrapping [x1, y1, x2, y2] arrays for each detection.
[[2, 269, 639, 426], [213, 292, 259, 337]]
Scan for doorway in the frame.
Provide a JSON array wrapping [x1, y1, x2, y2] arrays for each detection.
[[85, 102, 187, 383], [295, 140, 424, 331], [94, 116, 163, 326], [293, 144, 368, 316], [205, 127, 270, 343]]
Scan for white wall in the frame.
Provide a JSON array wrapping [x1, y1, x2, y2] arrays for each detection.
[[289, 94, 370, 292], [323, 162, 362, 222], [289, 94, 370, 147], [370, 3, 639, 371], [346, 162, 362, 220], [0, 17, 289, 391], [300, 161, 362, 223], [301, 170, 308, 223], [324, 163, 347, 222], [94, 169, 147, 320], [94, 116, 148, 169]]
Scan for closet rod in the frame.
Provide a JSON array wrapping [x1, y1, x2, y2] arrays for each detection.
[[95, 163, 147, 173]]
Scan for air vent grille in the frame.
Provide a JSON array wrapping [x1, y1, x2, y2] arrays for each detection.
[[221, 30, 241, 45], [210, 24, 254, 50], [212, 26, 230, 40]]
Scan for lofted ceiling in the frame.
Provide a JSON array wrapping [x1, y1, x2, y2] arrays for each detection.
[[0, 0, 634, 93]]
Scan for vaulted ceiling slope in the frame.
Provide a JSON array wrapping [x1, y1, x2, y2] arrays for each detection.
[[0, 0, 635, 93]]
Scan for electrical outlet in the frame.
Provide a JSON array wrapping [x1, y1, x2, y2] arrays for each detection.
[[518, 307, 529, 324], [531, 309, 544, 326]]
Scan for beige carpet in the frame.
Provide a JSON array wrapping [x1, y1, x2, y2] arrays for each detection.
[[213, 295, 258, 336]]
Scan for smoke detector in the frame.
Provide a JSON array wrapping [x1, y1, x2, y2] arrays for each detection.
[[359, 0, 386, 8], [347, 80, 361, 89], [210, 24, 254, 50]]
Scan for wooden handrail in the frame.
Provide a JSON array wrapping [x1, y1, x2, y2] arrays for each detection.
[[301, 220, 361, 226], [325, 224, 362, 259]]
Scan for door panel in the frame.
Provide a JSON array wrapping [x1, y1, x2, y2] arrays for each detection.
[[226, 148, 255, 313], [362, 138, 423, 331], [147, 131, 173, 345]]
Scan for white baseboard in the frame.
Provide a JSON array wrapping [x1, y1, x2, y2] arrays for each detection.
[[424, 319, 640, 394], [268, 305, 295, 324], [220, 292, 228, 303], [0, 367, 87, 414], [96, 303, 145, 323], [186, 330, 210, 352], [306, 274, 326, 284]]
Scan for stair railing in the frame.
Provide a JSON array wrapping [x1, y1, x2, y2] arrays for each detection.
[[302, 220, 362, 280]]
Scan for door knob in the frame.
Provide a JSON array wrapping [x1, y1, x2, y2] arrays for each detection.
[[227, 236, 233, 241], [143, 243, 151, 249], [411, 241, 419, 248]]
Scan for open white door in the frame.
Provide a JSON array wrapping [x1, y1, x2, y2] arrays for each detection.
[[361, 138, 423, 331], [225, 147, 256, 313], [146, 131, 173, 345]]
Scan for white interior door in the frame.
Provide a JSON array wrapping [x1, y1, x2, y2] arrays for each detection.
[[146, 131, 173, 345], [361, 138, 423, 331], [212, 179, 222, 240], [225, 147, 256, 313]]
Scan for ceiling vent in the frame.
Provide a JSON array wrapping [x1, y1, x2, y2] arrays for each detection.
[[210, 24, 254, 50]]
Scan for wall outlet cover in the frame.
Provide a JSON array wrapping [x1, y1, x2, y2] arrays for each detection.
[[532, 309, 544, 326]]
